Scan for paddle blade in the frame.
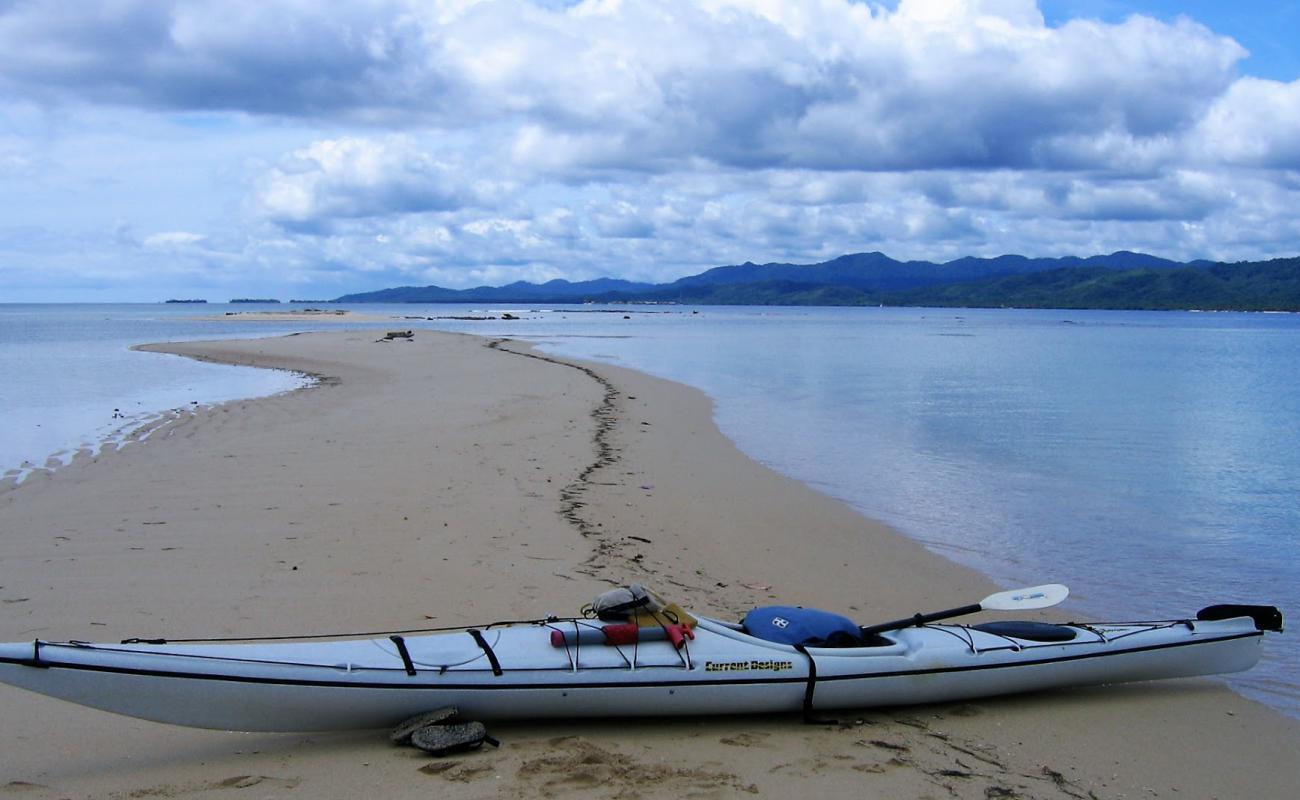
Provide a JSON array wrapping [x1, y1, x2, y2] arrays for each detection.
[[981, 584, 1069, 612]]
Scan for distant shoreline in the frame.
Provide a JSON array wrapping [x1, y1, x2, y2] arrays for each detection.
[[194, 308, 399, 322], [332, 252, 1300, 312]]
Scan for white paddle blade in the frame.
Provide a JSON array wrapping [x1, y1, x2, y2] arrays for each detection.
[[981, 584, 1069, 611]]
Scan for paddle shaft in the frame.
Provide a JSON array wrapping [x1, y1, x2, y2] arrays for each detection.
[[860, 602, 983, 637]]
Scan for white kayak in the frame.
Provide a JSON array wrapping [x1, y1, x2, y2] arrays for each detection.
[[0, 598, 1281, 732]]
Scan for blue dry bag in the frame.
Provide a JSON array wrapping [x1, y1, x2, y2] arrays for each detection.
[[742, 606, 861, 647]]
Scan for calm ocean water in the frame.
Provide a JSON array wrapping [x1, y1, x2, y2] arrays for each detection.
[[0, 304, 338, 481], [2, 303, 1297, 717]]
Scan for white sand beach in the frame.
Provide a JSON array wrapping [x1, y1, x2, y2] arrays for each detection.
[[1, 329, 1296, 799]]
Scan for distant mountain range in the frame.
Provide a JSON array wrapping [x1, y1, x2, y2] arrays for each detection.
[[334, 251, 1300, 312]]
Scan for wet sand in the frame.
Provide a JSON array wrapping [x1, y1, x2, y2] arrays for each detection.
[[0, 329, 1296, 799]]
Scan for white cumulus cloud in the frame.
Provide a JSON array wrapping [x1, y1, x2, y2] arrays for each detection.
[[252, 136, 496, 227], [0, 0, 1298, 299]]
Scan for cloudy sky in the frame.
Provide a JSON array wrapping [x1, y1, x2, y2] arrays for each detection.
[[1, 0, 1298, 302]]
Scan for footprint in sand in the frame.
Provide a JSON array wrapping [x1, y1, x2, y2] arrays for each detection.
[[418, 761, 496, 782], [718, 732, 771, 747], [864, 739, 910, 753], [1, 782, 52, 794], [210, 775, 301, 790], [516, 737, 754, 798]]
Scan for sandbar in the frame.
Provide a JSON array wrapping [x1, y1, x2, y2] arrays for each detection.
[[0, 329, 1296, 799]]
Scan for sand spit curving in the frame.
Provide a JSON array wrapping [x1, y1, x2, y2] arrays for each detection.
[[0, 329, 1296, 799]]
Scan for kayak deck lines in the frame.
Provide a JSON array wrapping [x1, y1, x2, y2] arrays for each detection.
[[0, 597, 1282, 732], [7, 623, 1263, 684], [545, 618, 695, 672]]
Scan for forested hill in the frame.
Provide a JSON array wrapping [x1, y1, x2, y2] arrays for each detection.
[[881, 259, 1300, 311], [334, 253, 1300, 311]]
